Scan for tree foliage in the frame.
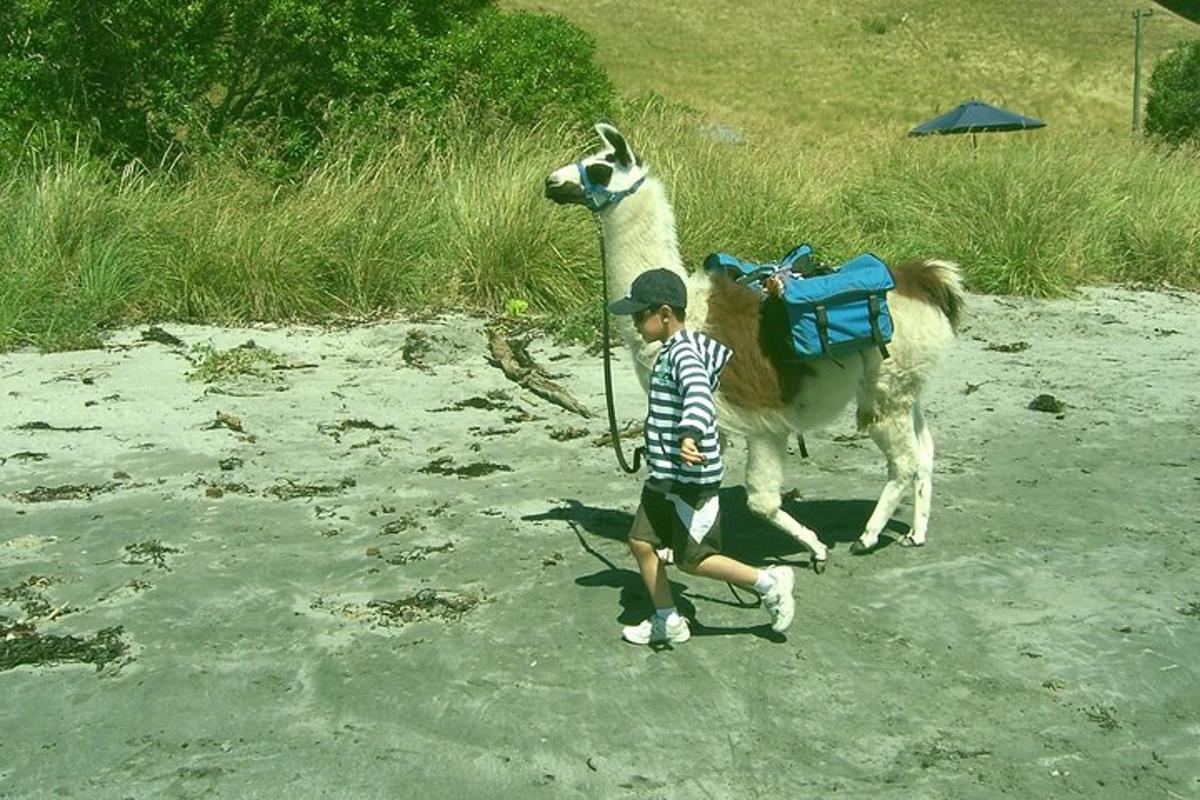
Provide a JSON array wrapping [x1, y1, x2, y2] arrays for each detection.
[[419, 9, 615, 127], [1145, 36, 1200, 146], [0, 0, 612, 165]]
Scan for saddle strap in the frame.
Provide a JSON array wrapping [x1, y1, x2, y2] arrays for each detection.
[[815, 306, 832, 355], [867, 295, 890, 359]]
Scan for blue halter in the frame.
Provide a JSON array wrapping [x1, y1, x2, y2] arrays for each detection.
[[576, 160, 646, 213]]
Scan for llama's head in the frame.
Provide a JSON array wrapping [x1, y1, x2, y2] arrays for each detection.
[[544, 123, 647, 213]]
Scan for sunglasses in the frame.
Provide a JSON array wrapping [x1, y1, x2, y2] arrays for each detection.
[[632, 307, 658, 325]]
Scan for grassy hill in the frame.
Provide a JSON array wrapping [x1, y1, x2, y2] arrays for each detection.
[[504, 0, 1198, 140]]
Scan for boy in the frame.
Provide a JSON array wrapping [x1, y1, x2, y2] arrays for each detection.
[[608, 268, 796, 645]]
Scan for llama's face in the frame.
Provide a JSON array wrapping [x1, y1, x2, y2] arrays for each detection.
[[544, 123, 646, 210]]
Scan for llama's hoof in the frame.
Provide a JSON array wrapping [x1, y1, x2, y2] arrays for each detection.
[[898, 535, 925, 548], [812, 556, 827, 574], [849, 539, 874, 555]]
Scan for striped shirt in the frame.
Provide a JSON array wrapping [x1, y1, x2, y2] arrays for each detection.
[[644, 329, 733, 498]]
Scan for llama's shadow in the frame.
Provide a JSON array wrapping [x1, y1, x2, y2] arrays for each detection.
[[566, 521, 782, 644], [524, 486, 909, 563], [523, 488, 909, 642]]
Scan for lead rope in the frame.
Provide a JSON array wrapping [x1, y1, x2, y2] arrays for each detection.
[[596, 217, 644, 475]]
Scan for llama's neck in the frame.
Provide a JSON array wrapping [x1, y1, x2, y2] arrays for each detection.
[[600, 177, 684, 303], [599, 176, 711, 378]]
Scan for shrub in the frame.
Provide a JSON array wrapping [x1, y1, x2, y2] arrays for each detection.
[[414, 9, 615, 128], [1145, 36, 1200, 146], [0, 1, 609, 168]]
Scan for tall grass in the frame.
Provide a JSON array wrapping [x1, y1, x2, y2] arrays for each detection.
[[2, 107, 1198, 351]]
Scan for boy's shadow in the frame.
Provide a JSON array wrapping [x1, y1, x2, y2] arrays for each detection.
[[524, 487, 907, 643]]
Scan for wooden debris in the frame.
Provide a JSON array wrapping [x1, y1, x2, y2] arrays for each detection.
[[487, 330, 591, 419]]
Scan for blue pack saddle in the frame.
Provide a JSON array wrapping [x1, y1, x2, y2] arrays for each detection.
[[703, 244, 895, 361]]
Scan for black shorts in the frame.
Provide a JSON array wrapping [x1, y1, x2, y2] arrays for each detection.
[[631, 486, 722, 570]]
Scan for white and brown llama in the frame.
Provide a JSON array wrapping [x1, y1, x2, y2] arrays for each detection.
[[545, 123, 964, 571]]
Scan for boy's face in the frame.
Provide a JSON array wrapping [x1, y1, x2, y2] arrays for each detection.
[[632, 305, 672, 343]]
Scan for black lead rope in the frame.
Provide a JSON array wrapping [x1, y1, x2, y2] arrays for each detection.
[[596, 219, 644, 475]]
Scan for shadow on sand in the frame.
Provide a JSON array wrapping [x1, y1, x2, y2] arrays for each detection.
[[523, 487, 911, 644]]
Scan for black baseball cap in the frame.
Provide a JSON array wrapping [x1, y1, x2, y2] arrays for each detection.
[[607, 268, 688, 315]]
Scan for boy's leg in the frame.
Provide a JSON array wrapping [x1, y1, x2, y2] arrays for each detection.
[[624, 503, 690, 644], [687, 553, 758, 589], [629, 504, 673, 609], [686, 553, 796, 634]]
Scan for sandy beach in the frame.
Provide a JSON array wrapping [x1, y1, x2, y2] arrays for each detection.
[[2, 286, 1198, 799]]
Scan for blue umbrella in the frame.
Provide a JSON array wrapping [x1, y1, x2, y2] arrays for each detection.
[[909, 99, 1046, 147]]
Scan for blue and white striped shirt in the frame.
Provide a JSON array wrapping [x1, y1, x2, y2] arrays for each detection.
[[644, 329, 733, 497]]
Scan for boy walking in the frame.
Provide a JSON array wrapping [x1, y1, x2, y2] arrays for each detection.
[[608, 268, 796, 645]]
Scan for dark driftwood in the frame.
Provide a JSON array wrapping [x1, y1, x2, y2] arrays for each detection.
[[487, 330, 592, 419], [592, 420, 643, 448]]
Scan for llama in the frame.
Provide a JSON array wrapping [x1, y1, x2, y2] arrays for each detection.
[[545, 123, 964, 570]]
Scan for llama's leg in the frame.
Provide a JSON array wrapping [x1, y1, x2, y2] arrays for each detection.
[[745, 434, 829, 572], [851, 406, 919, 554], [905, 401, 934, 547]]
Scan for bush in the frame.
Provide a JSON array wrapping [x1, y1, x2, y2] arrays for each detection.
[[0, 1, 610, 168], [415, 10, 615, 127], [1145, 36, 1200, 146]]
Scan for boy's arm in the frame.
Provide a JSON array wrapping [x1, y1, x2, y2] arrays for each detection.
[[673, 346, 715, 447]]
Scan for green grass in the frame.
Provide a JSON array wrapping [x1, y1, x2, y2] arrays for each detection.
[[187, 341, 284, 384], [504, 0, 1198, 140]]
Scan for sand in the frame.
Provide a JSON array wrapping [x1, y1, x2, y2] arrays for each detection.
[[1, 286, 1198, 799]]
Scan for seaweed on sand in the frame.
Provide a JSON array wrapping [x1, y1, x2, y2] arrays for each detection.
[[1, 620, 128, 672]]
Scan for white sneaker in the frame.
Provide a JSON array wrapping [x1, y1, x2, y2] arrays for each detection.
[[762, 566, 795, 633], [621, 615, 691, 645]]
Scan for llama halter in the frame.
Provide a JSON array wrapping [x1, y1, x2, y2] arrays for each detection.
[[576, 160, 646, 213]]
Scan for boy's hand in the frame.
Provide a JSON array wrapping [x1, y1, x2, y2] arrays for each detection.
[[679, 437, 705, 465]]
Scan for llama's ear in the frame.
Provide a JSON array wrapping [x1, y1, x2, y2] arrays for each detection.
[[595, 122, 636, 168]]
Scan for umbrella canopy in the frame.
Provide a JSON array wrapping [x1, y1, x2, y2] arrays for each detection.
[[908, 100, 1046, 137]]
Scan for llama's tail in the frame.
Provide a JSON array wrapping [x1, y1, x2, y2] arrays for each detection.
[[891, 258, 966, 333]]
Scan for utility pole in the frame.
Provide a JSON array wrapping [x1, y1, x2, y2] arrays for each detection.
[[1132, 8, 1154, 136]]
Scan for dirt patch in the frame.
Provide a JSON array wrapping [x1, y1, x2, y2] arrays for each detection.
[[309, 589, 483, 628], [431, 391, 514, 413], [366, 590, 482, 626], [5, 451, 49, 462], [15, 421, 101, 433], [318, 418, 396, 435], [401, 330, 433, 372], [264, 477, 356, 500], [205, 411, 247, 433], [1028, 393, 1067, 413], [9, 483, 118, 503], [419, 456, 513, 478], [141, 326, 185, 347], [377, 542, 455, 565], [1084, 705, 1121, 731], [379, 514, 421, 536], [984, 340, 1031, 353], [122, 540, 180, 570], [0, 575, 59, 618], [548, 426, 589, 441]]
